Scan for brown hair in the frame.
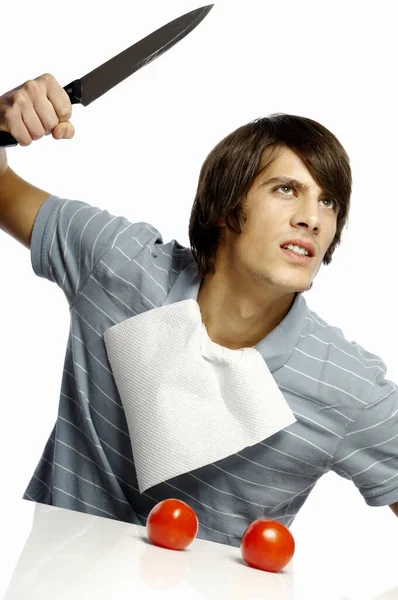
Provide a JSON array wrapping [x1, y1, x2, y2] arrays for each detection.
[[189, 114, 352, 277]]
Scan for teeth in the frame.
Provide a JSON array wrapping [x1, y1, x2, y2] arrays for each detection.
[[283, 244, 309, 256]]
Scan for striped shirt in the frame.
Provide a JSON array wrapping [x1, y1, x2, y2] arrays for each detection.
[[24, 195, 398, 547]]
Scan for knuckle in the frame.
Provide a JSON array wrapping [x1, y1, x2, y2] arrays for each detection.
[[20, 138, 32, 147], [24, 79, 39, 93], [31, 130, 44, 141], [13, 89, 27, 107], [58, 106, 72, 121], [59, 109, 71, 121], [23, 80, 41, 101], [44, 117, 59, 133], [50, 116, 60, 129], [40, 72, 55, 84], [2, 106, 14, 124]]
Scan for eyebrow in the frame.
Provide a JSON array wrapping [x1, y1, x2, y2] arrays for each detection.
[[260, 174, 339, 210], [262, 176, 310, 192]]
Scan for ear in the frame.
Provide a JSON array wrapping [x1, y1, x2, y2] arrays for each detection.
[[217, 218, 226, 227]]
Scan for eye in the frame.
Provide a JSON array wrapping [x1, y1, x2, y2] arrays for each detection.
[[320, 198, 336, 210], [276, 185, 294, 195]]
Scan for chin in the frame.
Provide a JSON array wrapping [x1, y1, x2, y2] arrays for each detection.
[[276, 276, 312, 294], [297, 282, 313, 293], [250, 266, 312, 292]]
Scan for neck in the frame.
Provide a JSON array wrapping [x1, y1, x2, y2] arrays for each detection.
[[196, 270, 296, 350]]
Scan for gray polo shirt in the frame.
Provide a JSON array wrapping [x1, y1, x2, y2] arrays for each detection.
[[25, 196, 398, 547]]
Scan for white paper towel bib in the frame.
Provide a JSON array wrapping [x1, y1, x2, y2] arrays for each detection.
[[103, 299, 296, 493]]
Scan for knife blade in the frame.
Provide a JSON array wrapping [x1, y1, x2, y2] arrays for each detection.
[[0, 4, 213, 148]]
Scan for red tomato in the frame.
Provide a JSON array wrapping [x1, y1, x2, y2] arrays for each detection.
[[241, 519, 295, 573], [146, 498, 199, 550]]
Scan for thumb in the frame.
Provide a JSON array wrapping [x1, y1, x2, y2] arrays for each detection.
[[52, 121, 75, 140]]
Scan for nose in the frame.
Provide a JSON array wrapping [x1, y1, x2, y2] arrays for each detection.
[[290, 195, 320, 233]]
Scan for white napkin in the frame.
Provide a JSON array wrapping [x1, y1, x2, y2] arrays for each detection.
[[103, 299, 296, 493]]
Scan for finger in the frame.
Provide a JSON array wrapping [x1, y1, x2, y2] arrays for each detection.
[[20, 105, 46, 141], [52, 121, 75, 140], [32, 95, 60, 134], [7, 117, 33, 147], [44, 75, 72, 123]]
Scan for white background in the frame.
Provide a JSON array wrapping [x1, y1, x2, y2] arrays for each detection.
[[1, 1, 397, 598]]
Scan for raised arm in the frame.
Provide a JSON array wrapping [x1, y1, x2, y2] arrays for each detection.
[[0, 74, 75, 248]]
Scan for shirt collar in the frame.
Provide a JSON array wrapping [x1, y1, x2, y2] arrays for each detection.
[[163, 259, 307, 373]]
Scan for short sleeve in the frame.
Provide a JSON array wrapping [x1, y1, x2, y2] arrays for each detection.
[[30, 195, 163, 305], [330, 374, 398, 506]]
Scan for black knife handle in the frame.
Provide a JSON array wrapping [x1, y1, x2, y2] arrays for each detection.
[[0, 131, 18, 147], [0, 79, 82, 148], [63, 79, 83, 105]]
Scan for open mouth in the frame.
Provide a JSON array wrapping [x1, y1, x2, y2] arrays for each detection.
[[281, 244, 311, 257], [280, 244, 313, 262], [280, 239, 316, 259]]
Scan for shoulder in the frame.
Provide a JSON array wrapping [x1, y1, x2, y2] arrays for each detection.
[[33, 195, 193, 304], [299, 304, 388, 382], [37, 194, 193, 271], [288, 303, 393, 421], [108, 217, 193, 281]]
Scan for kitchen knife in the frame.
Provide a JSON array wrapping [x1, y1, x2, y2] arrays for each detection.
[[0, 4, 213, 147]]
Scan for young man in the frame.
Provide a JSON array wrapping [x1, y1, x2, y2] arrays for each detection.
[[0, 74, 397, 547]]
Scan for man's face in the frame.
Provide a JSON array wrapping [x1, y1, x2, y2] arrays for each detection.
[[218, 146, 338, 293]]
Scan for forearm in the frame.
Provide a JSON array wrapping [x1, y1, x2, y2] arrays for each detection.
[[0, 73, 74, 248], [0, 165, 49, 248], [0, 147, 7, 178]]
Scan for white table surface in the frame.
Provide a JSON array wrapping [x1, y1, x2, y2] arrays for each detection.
[[1, 499, 397, 600]]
